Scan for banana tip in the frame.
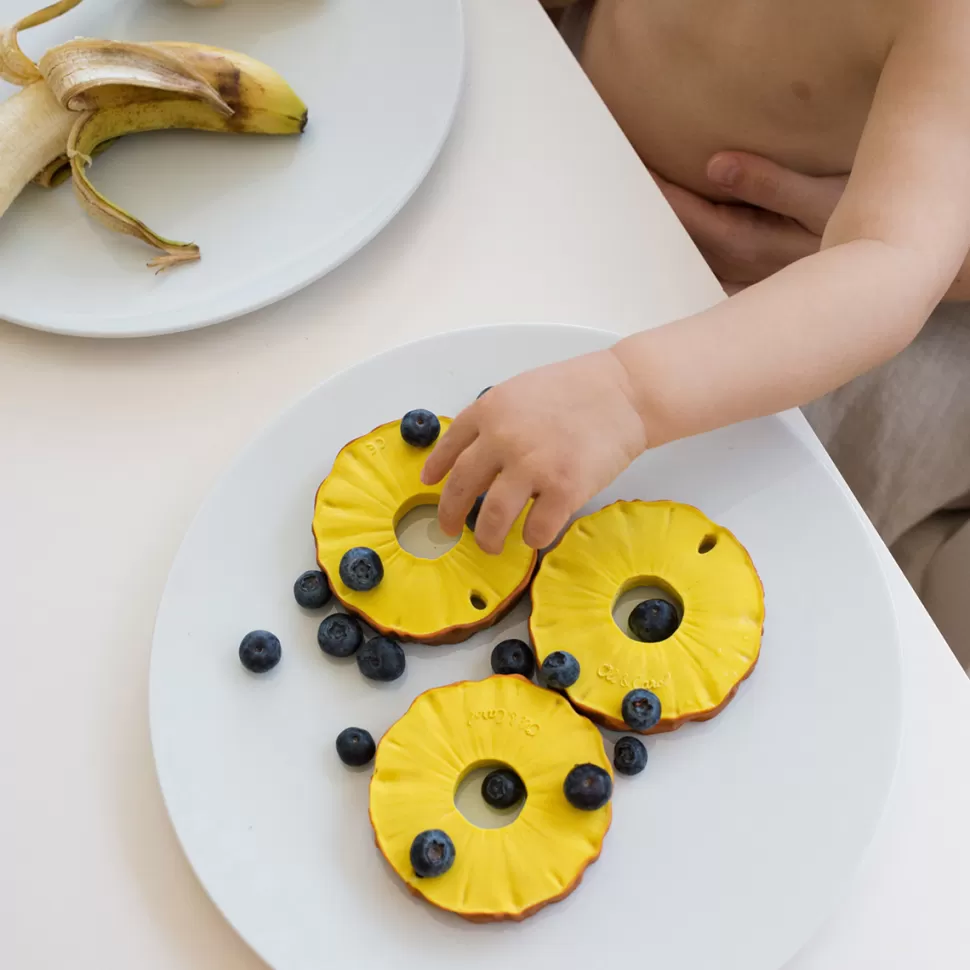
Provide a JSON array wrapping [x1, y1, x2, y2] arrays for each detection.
[[299, 109, 309, 133]]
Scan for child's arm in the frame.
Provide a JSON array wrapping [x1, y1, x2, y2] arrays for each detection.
[[424, 0, 970, 554]]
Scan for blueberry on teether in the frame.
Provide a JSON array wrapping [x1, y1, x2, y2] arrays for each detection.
[[410, 830, 456, 878], [400, 409, 441, 448], [540, 651, 580, 690], [563, 763, 612, 811], [339, 547, 384, 591], [629, 598, 679, 642], [482, 768, 526, 809], [621, 688, 662, 731], [465, 493, 486, 532]]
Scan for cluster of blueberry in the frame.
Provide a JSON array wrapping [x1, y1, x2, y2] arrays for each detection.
[[491, 638, 656, 779], [239, 567, 408, 683], [236, 411, 449, 768], [238, 564, 409, 774]]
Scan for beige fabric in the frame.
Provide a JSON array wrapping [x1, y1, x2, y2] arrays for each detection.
[[892, 511, 968, 590], [803, 304, 970, 546], [556, 0, 593, 57], [892, 512, 970, 671], [804, 304, 970, 672], [921, 520, 970, 671]]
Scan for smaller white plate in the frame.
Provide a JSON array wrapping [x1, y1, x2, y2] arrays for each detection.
[[0, 0, 464, 337], [151, 324, 902, 970]]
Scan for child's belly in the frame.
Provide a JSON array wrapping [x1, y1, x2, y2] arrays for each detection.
[[580, 0, 892, 200]]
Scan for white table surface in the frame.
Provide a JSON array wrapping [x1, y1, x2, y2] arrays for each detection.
[[3, 1, 968, 967]]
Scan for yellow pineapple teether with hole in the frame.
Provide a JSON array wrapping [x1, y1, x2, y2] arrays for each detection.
[[369, 675, 613, 922], [312, 417, 538, 644], [530, 500, 764, 732]]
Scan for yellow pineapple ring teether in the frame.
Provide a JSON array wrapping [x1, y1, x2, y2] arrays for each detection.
[[313, 419, 537, 644], [530, 500, 764, 732], [369, 675, 612, 922]]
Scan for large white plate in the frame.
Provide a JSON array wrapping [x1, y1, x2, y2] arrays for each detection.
[[0, 0, 463, 337], [150, 324, 901, 970]]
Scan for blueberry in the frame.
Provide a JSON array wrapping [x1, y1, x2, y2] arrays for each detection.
[[293, 569, 332, 609], [410, 829, 456, 878], [317, 613, 364, 658], [613, 736, 648, 776], [400, 409, 441, 448], [465, 493, 486, 531], [357, 636, 406, 682], [339, 547, 384, 591], [481, 768, 526, 810], [238, 630, 281, 673], [563, 763, 612, 811], [629, 598, 680, 642], [335, 727, 376, 767], [477, 386, 493, 399], [622, 688, 663, 731], [540, 651, 580, 689], [490, 639, 536, 678]]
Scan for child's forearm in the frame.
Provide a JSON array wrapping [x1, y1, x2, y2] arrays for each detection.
[[612, 239, 947, 447]]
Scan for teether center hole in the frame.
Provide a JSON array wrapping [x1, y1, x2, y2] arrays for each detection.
[[613, 579, 684, 642], [454, 762, 526, 829], [470, 591, 488, 611], [395, 500, 460, 560], [698, 534, 717, 554]]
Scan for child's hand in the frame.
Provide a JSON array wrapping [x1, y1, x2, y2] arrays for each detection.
[[421, 350, 647, 553]]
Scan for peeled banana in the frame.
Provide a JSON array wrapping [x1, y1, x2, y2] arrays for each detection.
[[0, 0, 307, 270]]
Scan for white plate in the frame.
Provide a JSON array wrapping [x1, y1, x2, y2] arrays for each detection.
[[150, 324, 901, 970], [0, 0, 463, 337]]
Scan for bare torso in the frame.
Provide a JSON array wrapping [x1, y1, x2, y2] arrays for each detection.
[[578, 0, 903, 200]]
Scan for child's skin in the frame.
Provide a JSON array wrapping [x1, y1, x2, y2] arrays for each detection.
[[423, 0, 970, 554]]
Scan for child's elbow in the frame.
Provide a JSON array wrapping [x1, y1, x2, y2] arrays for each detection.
[[881, 241, 957, 353]]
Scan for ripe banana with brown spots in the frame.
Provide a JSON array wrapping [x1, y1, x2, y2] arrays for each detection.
[[0, 0, 307, 270]]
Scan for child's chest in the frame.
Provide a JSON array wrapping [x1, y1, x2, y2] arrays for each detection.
[[579, 0, 900, 198]]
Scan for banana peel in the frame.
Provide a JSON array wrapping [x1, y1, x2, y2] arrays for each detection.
[[0, 0, 308, 271]]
